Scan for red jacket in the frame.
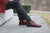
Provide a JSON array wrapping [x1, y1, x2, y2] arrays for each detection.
[[0, 0, 8, 13]]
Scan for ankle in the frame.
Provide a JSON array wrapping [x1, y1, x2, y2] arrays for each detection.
[[20, 20, 27, 23]]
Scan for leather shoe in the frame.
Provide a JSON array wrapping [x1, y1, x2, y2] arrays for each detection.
[[26, 21, 41, 27], [19, 20, 41, 27]]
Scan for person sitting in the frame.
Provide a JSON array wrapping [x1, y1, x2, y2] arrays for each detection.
[[5, 0, 41, 27]]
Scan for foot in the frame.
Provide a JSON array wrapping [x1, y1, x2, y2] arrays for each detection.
[[19, 20, 41, 27], [27, 21, 41, 27]]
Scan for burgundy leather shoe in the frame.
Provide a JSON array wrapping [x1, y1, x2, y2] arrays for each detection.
[[26, 21, 41, 27], [19, 20, 41, 27], [19, 20, 27, 25]]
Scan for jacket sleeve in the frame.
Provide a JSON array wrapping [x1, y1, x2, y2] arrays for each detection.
[[0, 0, 4, 4], [0, 0, 8, 13], [0, 0, 8, 4]]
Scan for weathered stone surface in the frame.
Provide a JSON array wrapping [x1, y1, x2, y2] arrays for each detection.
[[0, 14, 50, 33]]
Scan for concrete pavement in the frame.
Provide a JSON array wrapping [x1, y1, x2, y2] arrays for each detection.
[[0, 14, 50, 33]]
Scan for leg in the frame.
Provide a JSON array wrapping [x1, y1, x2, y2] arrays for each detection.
[[7, 1, 41, 27], [13, 1, 41, 27], [14, 1, 32, 22], [6, 1, 41, 27]]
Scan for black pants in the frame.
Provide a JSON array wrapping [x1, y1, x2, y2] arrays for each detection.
[[6, 1, 32, 22]]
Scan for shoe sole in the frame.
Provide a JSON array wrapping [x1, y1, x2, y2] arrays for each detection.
[[27, 25, 41, 27], [19, 23, 41, 27]]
